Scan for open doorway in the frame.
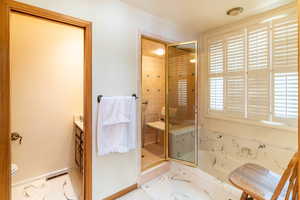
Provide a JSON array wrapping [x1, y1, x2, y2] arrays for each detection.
[[10, 11, 84, 200], [141, 36, 167, 171], [0, 2, 92, 200]]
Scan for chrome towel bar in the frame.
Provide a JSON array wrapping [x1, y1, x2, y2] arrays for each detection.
[[97, 94, 138, 103]]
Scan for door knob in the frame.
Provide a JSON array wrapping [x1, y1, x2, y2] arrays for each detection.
[[11, 132, 23, 144]]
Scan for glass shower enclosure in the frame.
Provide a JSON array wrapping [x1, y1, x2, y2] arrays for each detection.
[[166, 41, 198, 166]]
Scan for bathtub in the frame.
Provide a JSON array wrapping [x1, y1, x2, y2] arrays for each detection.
[[168, 179, 212, 200], [141, 162, 241, 200], [142, 173, 211, 200]]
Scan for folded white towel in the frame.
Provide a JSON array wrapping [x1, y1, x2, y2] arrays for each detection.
[[97, 96, 137, 156]]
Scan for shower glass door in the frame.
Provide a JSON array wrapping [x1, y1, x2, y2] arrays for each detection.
[[166, 41, 198, 165]]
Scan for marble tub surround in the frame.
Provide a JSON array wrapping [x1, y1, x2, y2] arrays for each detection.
[[141, 174, 211, 200], [12, 174, 78, 200], [198, 128, 297, 182], [138, 161, 170, 185], [167, 162, 241, 200], [120, 162, 241, 200]]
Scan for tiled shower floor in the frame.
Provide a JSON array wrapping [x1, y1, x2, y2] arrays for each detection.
[[12, 174, 78, 200], [142, 143, 165, 170]]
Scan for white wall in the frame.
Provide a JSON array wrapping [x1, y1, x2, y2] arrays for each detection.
[[10, 12, 84, 183], [14, 0, 197, 199]]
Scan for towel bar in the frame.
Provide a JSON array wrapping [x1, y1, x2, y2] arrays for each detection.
[[97, 94, 138, 103]]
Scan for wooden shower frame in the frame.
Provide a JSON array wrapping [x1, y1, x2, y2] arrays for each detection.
[[0, 1, 92, 200]]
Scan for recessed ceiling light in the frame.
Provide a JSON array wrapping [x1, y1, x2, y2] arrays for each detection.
[[261, 14, 288, 23], [153, 48, 165, 56], [227, 7, 244, 16]]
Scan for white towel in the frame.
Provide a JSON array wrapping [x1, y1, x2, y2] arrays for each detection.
[[97, 96, 137, 156]]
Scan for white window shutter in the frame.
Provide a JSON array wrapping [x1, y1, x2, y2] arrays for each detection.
[[247, 24, 270, 121], [225, 32, 245, 117], [226, 32, 245, 72], [247, 25, 269, 70], [272, 16, 298, 70], [272, 15, 298, 123], [208, 40, 224, 74], [247, 70, 269, 120], [209, 77, 224, 111], [206, 9, 298, 127], [226, 75, 245, 117], [273, 72, 298, 120]]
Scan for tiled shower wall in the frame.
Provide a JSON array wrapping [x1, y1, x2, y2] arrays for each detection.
[[197, 118, 297, 182], [142, 55, 165, 145], [168, 47, 195, 123]]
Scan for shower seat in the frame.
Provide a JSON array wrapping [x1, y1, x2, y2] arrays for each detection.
[[146, 121, 165, 144]]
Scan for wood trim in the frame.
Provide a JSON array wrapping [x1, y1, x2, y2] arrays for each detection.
[[298, 1, 300, 199], [0, 1, 11, 200], [0, 1, 92, 200], [140, 34, 168, 167], [83, 21, 93, 200], [4, 0, 90, 27], [141, 35, 170, 45], [103, 184, 138, 200]]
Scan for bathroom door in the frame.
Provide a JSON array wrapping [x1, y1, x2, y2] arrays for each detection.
[[166, 41, 198, 166]]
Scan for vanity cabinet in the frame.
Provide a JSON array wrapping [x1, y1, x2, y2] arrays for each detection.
[[74, 121, 84, 173]]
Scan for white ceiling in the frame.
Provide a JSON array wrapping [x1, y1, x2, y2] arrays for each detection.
[[121, 0, 295, 34]]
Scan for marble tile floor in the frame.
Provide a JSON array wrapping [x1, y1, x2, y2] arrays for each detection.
[[118, 162, 241, 200], [12, 174, 78, 200]]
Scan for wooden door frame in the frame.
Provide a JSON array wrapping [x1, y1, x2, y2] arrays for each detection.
[[298, 1, 300, 198], [0, 1, 92, 200], [139, 35, 169, 172]]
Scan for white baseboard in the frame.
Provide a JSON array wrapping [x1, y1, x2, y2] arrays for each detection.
[[12, 168, 69, 187]]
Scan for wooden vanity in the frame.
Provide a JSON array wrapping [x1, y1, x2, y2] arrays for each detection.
[[74, 120, 84, 173]]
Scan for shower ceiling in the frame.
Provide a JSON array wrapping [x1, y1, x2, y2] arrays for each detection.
[[142, 38, 165, 58], [121, 0, 295, 33]]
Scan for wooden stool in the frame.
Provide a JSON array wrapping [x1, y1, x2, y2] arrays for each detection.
[[229, 153, 298, 200]]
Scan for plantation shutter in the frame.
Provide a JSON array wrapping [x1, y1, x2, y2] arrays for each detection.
[[206, 9, 298, 127], [226, 32, 245, 72], [247, 25, 270, 120], [248, 25, 269, 70], [208, 40, 224, 74], [225, 32, 245, 117], [272, 16, 298, 70], [208, 39, 224, 111], [272, 15, 298, 123], [247, 70, 270, 120], [209, 77, 224, 111], [273, 72, 298, 119]]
